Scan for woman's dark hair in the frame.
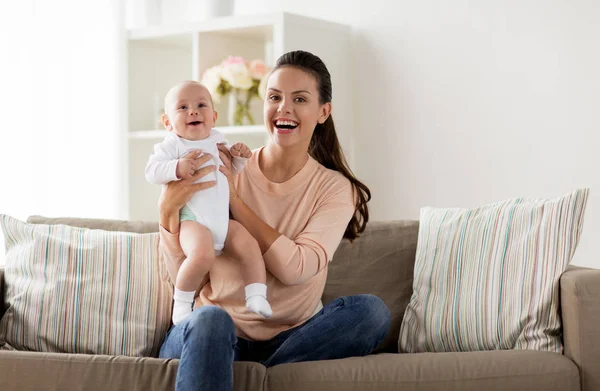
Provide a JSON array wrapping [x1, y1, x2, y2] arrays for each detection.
[[272, 50, 371, 242]]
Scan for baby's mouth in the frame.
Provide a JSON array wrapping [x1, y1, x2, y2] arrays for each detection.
[[188, 121, 202, 126]]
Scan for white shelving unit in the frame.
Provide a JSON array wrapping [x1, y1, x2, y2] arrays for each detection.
[[129, 125, 267, 140], [126, 12, 353, 221]]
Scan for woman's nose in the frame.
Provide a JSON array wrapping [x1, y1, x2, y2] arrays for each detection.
[[277, 100, 291, 113]]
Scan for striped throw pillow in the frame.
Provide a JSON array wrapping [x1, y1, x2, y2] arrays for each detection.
[[0, 215, 173, 357], [398, 189, 589, 353]]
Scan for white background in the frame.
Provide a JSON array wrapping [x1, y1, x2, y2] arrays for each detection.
[[280, 0, 600, 268], [0, 0, 126, 264], [1, 0, 599, 268]]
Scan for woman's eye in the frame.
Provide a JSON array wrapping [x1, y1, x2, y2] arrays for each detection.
[[294, 96, 306, 103], [269, 95, 280, 101]]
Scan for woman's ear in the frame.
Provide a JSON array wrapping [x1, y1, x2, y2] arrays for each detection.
[[318, 102, 332, 124]]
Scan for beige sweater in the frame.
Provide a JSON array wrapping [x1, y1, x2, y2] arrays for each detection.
[[159, 147, 355, 340]]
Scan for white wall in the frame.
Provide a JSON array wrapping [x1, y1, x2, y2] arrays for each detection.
[[0, 1, 126, 265], [280, 0, 600, 268]]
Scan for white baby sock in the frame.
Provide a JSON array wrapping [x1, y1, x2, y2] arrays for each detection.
[[245, 283, 273, 318], [172, 288, 195, 325]]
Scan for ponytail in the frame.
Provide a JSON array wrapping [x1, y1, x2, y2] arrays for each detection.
[[309, 116, 371, 242]]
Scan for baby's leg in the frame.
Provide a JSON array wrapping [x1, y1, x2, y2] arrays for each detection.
[[224, 220, 272, 318], [224, 220, 266, 284], [172, 221, 215, 325]]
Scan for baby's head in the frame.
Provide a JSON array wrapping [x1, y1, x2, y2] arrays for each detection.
[[162, 80, 218, 141]]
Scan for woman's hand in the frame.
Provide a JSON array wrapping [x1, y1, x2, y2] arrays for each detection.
[[158, 152, 217, 231], [217, 143, 240, 203]]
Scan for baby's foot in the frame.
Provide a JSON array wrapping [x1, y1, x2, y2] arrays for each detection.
[[245, 283, 273, 318], [246, 295, 273, 318]]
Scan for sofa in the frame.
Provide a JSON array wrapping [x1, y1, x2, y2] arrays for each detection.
[[0, 216, 599, 391]]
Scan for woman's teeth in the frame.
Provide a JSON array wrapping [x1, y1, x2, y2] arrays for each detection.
[[274, 120, 298, 130]]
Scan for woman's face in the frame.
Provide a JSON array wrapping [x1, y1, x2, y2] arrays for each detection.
[[263, 66, 331, 149]]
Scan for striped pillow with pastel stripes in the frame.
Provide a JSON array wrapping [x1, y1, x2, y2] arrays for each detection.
[[0, 214, 173, 357], [398, 189, 589, 353]]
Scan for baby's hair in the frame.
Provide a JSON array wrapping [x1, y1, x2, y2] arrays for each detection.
[[163, 80, 215, 113]]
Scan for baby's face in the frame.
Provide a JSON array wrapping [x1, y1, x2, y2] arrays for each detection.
[[164, 83, 217, 141]]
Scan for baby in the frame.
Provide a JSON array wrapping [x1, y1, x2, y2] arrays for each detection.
[[145, 80, 272, 325]]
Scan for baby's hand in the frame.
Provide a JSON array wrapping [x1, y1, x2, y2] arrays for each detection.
[[176, 153, 200, 179], [230, 143, 252, 159]]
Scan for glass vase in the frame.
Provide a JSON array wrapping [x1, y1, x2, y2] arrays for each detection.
[[228, 88, 254, 126]]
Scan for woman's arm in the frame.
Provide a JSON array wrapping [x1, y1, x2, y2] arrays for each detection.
[[229, 196, 282, 254], [230, 194, 354, 285], [218, 145, 355, 286]]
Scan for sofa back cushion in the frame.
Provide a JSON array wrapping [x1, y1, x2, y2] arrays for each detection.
[[324, 220, 419, 353], [25, 216, 420, 354], [399, 189, 589, 354], [27, 215, 159, 234], [0, 215, 172, 357]]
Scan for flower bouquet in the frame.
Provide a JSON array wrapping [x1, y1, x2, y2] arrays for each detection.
[[201, 56, 270, 126]]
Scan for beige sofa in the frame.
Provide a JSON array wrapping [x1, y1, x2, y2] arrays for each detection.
[[1, 216, 599, 391]]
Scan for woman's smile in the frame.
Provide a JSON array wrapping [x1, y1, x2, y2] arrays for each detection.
[[273, 118, 299, 134]]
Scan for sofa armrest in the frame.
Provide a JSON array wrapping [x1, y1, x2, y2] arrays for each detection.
[[560, 265, 600, 391]]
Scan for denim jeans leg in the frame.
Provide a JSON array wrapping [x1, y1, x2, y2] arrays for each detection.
[[159, 306, 237, 391], [262, 294, 391, 367]]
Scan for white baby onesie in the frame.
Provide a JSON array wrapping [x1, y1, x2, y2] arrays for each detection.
[[145, 129, 247, 254]]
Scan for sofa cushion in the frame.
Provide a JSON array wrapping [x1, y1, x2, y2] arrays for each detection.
[[0, 215, 172, 357], [264, 351, 579, 391], [0, 350, 265, 391], [27, 215, 159, 233], [399, 189, 589, 353], [28, 216, 421, 354], [325, 220, 419, 353]]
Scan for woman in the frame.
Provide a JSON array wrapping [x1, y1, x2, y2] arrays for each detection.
[[158, 50, 391, 391]]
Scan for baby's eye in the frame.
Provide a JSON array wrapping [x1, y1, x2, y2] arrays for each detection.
[[178, 105, 187, 110], [198, 103, 207, 108]]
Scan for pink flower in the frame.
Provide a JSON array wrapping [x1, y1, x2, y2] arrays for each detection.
[[249, 60, 268, 80], [221, 56, 247, 67]]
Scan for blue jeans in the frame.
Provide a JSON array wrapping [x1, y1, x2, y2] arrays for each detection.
[[159, 294, 391, 391]]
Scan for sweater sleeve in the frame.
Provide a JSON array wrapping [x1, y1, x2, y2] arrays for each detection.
[[262, 181, 355, 286], [231, 156, 248, 175], [145, 137, 180, 185]]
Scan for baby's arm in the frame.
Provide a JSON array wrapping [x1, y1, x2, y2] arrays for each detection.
[[145, 137, 180, 185], [146, 137, 202, 184], [226, 142, 251, 174], [211, 129, 250, 174]]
